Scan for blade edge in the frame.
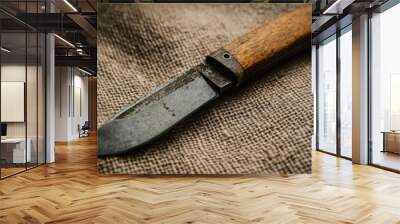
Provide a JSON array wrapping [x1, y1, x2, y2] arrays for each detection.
[[98, 68, 219, 157]]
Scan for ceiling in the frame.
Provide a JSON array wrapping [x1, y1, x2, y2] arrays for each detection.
[[0, 0, 97, 74], [311, 0, 392, 43]]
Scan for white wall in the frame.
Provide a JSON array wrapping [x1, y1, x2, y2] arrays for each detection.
[[54, 67, 89, 141], [1, 82, 25, 122], [1, 63, 46, 164], [1, 65, 26, 140], [72, 73, 89, 138], [55, 66, 69, 141], [1, 64, 36, 138], [1, 65, 26, 165], [1, 64, 25, 81]]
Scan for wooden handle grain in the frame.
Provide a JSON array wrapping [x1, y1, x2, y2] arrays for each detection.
[[223, 5, 311, 83]]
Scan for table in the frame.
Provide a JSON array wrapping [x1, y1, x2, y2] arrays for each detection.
[[1, 138, 32, 163], [382, 131, 400, 154]]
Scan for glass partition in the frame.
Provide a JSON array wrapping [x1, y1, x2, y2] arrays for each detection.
[[0, 1, 46, 179], [1, 31, 28, 177], [27, 31, 38, 169]]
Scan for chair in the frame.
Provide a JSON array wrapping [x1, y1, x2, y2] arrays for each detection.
[[79, 121, 90, 138]]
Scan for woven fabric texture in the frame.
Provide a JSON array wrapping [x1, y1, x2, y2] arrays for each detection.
[[97, 3, 313, 174]]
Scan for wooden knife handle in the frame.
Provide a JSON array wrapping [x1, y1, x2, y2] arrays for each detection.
[[207, 5, 311, 84]]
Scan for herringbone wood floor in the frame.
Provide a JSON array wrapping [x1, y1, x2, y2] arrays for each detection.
[[1, 135, 400, 224]]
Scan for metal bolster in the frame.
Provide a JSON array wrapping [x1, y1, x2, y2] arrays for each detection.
[[205, 48, 244, 85], [196, 63, 234, 94]]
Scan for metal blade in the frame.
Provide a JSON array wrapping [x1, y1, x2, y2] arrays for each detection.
[[98, 63, 233, 157]]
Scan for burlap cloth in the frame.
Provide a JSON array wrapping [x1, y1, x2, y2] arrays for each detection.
[[97, 3, 312, 174]]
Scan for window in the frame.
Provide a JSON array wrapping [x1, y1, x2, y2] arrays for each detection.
[[317, 35, 337, 154], [316, 25, 353, 158], [370, 2, 400, 171], [339, 26, 352, 158]]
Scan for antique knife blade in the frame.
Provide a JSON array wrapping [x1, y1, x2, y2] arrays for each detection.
[[98, 5, 311, 157]]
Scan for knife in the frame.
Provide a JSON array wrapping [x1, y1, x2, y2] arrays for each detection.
[[98, 5, 311, 157]]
